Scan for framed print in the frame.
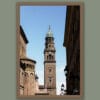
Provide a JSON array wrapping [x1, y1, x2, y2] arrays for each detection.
[[16, 2, 83, 98]]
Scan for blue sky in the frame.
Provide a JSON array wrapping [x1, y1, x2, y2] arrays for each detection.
[[20, 6, 67, 95]]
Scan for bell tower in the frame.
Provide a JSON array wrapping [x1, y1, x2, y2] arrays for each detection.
[[44, 26, 56, 95]]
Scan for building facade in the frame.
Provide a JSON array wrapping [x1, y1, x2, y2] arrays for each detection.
[[19, 26, 37, 95], [63, 6, 80, 95], [44, 26, 56, 95]]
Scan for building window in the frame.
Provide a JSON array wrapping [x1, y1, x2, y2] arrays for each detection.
[[30, 73, 33, 76], [25, 72, 28, 77], [48, 54, 53, 60], [49, 69, 52, 72], [22, 72, 24, 76], [49, 44, 51, 48], [49, 54, 52, 60], [47, 55, 48, 60], [48, 77, 52, 82]]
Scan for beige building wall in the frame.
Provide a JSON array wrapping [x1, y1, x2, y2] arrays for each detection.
[[19, 67, 24, 95], [35, 80, 39, 93], [44, 63, 56, 88], [19, 26, 36, 96], [24, 70, 35, 95], [19, 33, 26, 57]]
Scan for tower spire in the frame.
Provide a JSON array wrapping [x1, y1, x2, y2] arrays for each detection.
[[46, 25, 53, 37]]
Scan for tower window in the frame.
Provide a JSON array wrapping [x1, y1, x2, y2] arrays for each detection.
[[48, 77, 52, 82], [49, 44, 51, 48], [48, 54, 53, 60], [49, 69, 52, 72], [49, 55, 52, 60]]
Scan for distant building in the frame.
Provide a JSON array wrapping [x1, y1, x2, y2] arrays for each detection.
[[63, 6, 80, 95], [44, 26, 56, 95]]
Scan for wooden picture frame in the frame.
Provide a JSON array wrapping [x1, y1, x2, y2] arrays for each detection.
[[16, 2, 84, 98]]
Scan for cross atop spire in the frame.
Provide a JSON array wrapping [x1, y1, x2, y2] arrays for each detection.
[[49, 25, 51, 31], [46, 25, 53, 37]]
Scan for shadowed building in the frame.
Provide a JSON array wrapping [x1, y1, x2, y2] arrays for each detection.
[[63, 6, 80, 95], [44, 26, 56, 95]]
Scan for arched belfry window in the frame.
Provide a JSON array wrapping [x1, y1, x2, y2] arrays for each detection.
[[47, 54, 54, 60], [47, 55, 49, 60], [52, 55, 54, 60], [49, 54, 52, 60], [49, 54, 53, 60]]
